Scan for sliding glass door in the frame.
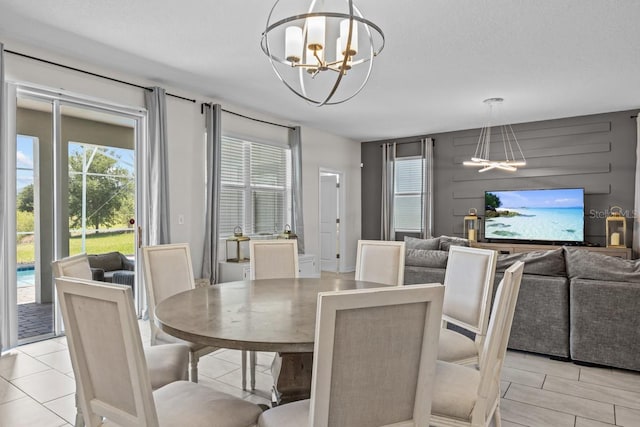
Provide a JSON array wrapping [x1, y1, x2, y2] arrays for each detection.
[[7, 85, 145, 344]]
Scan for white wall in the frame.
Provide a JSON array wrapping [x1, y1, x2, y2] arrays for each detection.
[[4, 38, 362, 275]]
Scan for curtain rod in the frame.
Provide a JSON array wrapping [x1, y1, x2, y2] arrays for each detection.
[[201, 102, 294, 130], [5, 49, 196, 103], [379, 138, 434, 147]]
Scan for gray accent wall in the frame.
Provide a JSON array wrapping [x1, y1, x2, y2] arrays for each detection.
[[361, 110, 638, 247]]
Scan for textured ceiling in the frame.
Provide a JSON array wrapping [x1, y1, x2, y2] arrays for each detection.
[[1, 0, 639, 141]]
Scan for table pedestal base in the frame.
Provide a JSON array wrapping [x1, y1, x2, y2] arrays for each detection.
[[271, 352, 313, 405]]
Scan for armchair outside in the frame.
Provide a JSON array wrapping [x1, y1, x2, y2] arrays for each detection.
[[87, 251, 134, 283]]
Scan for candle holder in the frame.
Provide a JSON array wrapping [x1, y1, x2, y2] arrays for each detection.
[[226, 226, 251, 262], [277, 224, 298, 240], [606, 206, 626, 248], [464, 208, 480, 242]]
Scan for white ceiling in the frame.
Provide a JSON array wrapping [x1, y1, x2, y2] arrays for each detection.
[[1, 0, 639, 141]]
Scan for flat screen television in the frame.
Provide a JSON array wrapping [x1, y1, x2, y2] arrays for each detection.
[[484, 188, 585, 244]]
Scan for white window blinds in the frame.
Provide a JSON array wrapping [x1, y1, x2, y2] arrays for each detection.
[[220, 136, 292, 237], [394, 157, 424, 232]]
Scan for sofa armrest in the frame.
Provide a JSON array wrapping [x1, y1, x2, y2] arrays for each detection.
[[91, 268, 105, 282], [119, 253, 135, 271]]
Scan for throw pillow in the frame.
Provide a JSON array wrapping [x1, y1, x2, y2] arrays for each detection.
[[439, 235, 470, 251], [496, 248, 566, 277], [404, 236, 440, 250]]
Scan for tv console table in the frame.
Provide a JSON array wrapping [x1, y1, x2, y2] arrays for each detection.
[[472, 242, 633, 259]]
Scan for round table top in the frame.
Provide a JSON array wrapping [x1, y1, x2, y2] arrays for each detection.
[[154, 277, 390, 352]]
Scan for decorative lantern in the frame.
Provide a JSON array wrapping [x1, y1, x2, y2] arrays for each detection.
[[277, 224, 298, 240], [226, 226, 250, 262], [464, 208, 480, 242], [606, 206, 626, 248]]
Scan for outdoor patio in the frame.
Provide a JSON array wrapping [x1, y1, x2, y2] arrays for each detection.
[[17, 275, 53, 341]]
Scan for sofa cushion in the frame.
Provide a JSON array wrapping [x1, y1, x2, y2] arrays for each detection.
[[564, 247, 640, 283], [404, 236, 440, 250], [405, 249, 448, 268], [403, 266, 446, 286], [438, 235, 470, 251], [88, 252, 124, 272], [496, 248, 566, 277]]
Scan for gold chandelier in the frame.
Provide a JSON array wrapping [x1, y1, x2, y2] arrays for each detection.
[[260, 0, 385, 106], [463, 98, 526, 172]]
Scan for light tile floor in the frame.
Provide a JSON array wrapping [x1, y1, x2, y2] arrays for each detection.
[[1, 321, 640, 426]]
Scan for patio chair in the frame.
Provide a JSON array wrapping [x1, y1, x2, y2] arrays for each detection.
[[87, 251, 134, 284]]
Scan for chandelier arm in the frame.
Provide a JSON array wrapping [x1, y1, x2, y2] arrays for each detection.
[[313, 0, 356, 106], [321, 3, 377, 105], [508, 123, 526, 163], [500, 125, 510, 162], [483, 127, 490, 160], [475, 125, 487, 160]]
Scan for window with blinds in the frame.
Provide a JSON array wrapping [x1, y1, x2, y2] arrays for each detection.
[[219, 136, 292, 237], [394, 157, 424, 232]]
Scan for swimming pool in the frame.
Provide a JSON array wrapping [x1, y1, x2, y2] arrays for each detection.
[[17, 266, 35, 288]]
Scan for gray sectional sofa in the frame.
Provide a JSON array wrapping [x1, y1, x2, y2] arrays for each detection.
[[403, 236, 640, 372]]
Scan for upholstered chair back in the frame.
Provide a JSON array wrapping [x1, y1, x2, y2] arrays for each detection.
[[354, 240, 406, 286]]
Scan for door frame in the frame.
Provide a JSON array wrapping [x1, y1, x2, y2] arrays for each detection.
[[318, 168, 346, 273], [6, 82, 147, 341]]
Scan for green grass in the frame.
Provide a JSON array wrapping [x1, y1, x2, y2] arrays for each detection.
[[17, 230, 135, 264]]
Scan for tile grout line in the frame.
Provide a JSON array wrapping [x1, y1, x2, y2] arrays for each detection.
[[503, 383, 616, 424]]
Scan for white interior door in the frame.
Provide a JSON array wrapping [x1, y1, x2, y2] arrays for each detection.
[[320, 174, 339, 272]]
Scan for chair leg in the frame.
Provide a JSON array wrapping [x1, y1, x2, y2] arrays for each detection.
[[189, 351, 199, 383], [74, 392, 84, 427], [242, 350, 248, 390], [494, 406, 502, 427], [250, 350, 257, 390]]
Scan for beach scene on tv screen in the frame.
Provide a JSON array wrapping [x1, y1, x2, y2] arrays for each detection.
[[484, 189, 584, 242]]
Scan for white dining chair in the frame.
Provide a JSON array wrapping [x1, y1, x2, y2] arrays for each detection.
[[250, 239, 299, 280], [354, 239, 406, 286], [258, 283, 444, 427], [430, 261, 524, 427], [438, 245, 498, 366], [52, 253, 189, 427], [248, 239, 299, 392], [55, 276, 263, 427], [142, 243, 217, 383]]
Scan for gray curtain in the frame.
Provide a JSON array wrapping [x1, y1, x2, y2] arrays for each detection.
[[144, 87, 170, 245], [202, 103, 222, 284], [634, 115, 640, 258], [421, 138, 434, 239], [290, 126, 305, 253], [381, 143, 396, 240], [0, 42, 10, 353]]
